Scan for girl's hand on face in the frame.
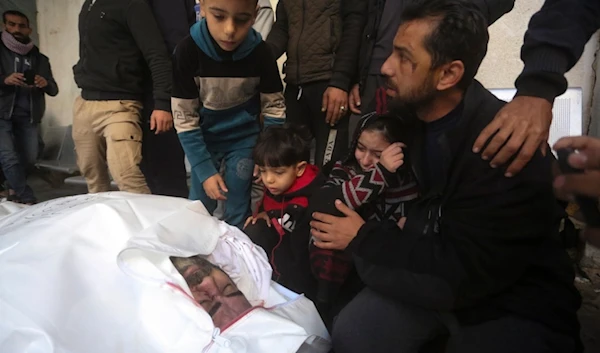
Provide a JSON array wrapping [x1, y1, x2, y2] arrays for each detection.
[[380, 142, 405, 173]]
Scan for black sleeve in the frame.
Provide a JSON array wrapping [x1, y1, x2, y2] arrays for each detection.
[[39, 55, 59, 97], [328, 0, 368, 92], [472, 0, 515, 26], [515, 0, 600, 102], [347, 151, 560, 311], [265, 0, 289, 60], [126, 0, 173, 112]]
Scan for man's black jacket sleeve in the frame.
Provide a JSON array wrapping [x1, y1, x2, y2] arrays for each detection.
[[329, 0, 368, 92], [127, 0, 173, 112], [473, 0, 515, 25], [346, 150, 560, 311], [515, 0, 600, 102]]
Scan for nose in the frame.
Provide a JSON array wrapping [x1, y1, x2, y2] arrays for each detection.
[[197, 276, 220, 298], [381, 55, 393, 77], [224, 19, 235, 37], [264, 173, 275, 184], [361, 154, 373, 169]]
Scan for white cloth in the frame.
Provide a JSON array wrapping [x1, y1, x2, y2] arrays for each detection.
[[0, 193, 329, 353]]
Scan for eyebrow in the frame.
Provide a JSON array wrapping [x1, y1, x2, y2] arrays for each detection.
[[208, 6, 253, 17], [208, 302, 222, 317], [394, 45, 414, 59]]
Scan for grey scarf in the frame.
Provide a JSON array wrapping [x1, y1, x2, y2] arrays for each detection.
[[1, 31, 34, 55]]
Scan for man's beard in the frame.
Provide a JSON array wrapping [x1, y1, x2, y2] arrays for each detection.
[[9, 31, 30, 44], [388, 73, 438, 123]]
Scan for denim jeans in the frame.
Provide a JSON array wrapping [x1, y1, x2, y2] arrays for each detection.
[[0, 115, 38, 202]]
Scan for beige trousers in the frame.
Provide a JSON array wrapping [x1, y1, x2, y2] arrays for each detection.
[[72, 96, 150, 194]]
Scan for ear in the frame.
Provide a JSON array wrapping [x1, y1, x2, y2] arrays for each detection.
[[295, 161, 308, 177], [199, 0, 206, 18], [435, 60, 464, 91]]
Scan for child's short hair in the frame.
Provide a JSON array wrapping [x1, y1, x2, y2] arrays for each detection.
[[253, 124, 311, 167]]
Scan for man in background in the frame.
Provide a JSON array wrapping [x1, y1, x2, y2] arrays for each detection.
[[0, 10, 58, 204]]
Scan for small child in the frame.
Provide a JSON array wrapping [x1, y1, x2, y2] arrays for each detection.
[[172, 0, 286, 229], [308, 112, 419, 316], [244, 124, 325, 298]]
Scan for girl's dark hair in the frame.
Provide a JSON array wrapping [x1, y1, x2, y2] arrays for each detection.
[[344, 113, 415, 171], [253, 123, 311, 167]]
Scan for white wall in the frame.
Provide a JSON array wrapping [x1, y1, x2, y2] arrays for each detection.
[[36, 0, 83, 129]]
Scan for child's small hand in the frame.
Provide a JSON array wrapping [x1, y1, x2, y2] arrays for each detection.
[[397, 217, 407, 230], [380, 142, 405, 173], [203, 174, 228, 201], [243, 212, 271, 229]]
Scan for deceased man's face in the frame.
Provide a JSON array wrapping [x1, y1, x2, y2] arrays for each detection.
[[171, 256, 252, 330]]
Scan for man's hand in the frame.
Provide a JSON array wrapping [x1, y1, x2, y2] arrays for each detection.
[[322, 86, 349, 126], [244, 211, 271, 229], [379, 142, 405, 173], [34, 75, 48, 89], [4, 73, 25, 86], [310, 200, 366, 251], [553, 136, 600, 198], [397, 217, 407, 230], [150, 110, 173, 134], [202, 174, 228, 201], [349, 84, 362, 114], [553, 136, 600, 248], [473, 96, 552, 177]]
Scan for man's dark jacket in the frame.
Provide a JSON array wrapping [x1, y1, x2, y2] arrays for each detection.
[[147, 0, 196, 54], [73, 0, 172, 111], [347, 81, 581, 340], [0, 39, 58, 123], [266, 0, 367, 92], [355, 0, 515, 91]]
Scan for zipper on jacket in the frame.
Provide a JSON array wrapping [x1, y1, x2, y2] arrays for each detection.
[[7, 56, 19, 119], [296, 0, 305, 85]]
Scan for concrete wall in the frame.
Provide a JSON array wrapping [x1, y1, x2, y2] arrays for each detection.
[[36, 0, 82, 129]]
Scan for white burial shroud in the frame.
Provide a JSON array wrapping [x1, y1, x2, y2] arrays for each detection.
[[0, 193, 330, 353]]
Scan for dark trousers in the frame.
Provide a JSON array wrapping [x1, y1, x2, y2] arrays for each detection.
[[332, 288, 577, 353], [0, 116, 38, 202], [284, 81, 349, 167], [140, 101, 188, 198]]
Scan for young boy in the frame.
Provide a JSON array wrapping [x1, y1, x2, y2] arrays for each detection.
[[244, 124, 325, 299], [172, 0, 286, 229]]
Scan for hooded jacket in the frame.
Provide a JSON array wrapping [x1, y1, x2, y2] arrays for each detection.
[[171, 20, 286, 200], [347, 80, 581, 341], [246, 164, 325, 299]]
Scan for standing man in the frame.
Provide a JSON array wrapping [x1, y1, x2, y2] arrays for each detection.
[[0, 10, 58, 204], [140, 0, 196, 198], [72, 0, 172, 194]]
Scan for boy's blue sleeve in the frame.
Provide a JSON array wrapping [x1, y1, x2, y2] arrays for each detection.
[[258, 43, 286, 127], [171, 37, 218, 184]]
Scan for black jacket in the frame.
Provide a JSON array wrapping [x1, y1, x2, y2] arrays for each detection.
[[347, 81, 581, 339], [147, 0, 196, 54], [266, 0, 367, 91], [0, 40, 58, 123], [356, 0, 515, 90], [73, 0, 172, 111], [516, 0, 600, 102]]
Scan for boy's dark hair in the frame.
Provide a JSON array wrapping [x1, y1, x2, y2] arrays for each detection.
[[400, 0, 488, 89], [3, 10, 30, 27], [253, 124, 311, 167]]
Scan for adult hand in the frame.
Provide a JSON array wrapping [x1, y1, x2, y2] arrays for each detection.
[[553, 136, 600, 248], [349, 84, 362, 114], [34, 75, 48, 89], [202, 174, 228, 201], [150, 110, 173, 134], [322, 86, 349, 126], [4, 72, 25, 86], [379, 142, 405, 173], [397, 217, 407, 230], [243, 211, 271, 229], [310, 200, 366, 251], [473, 96, 552, 177]]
